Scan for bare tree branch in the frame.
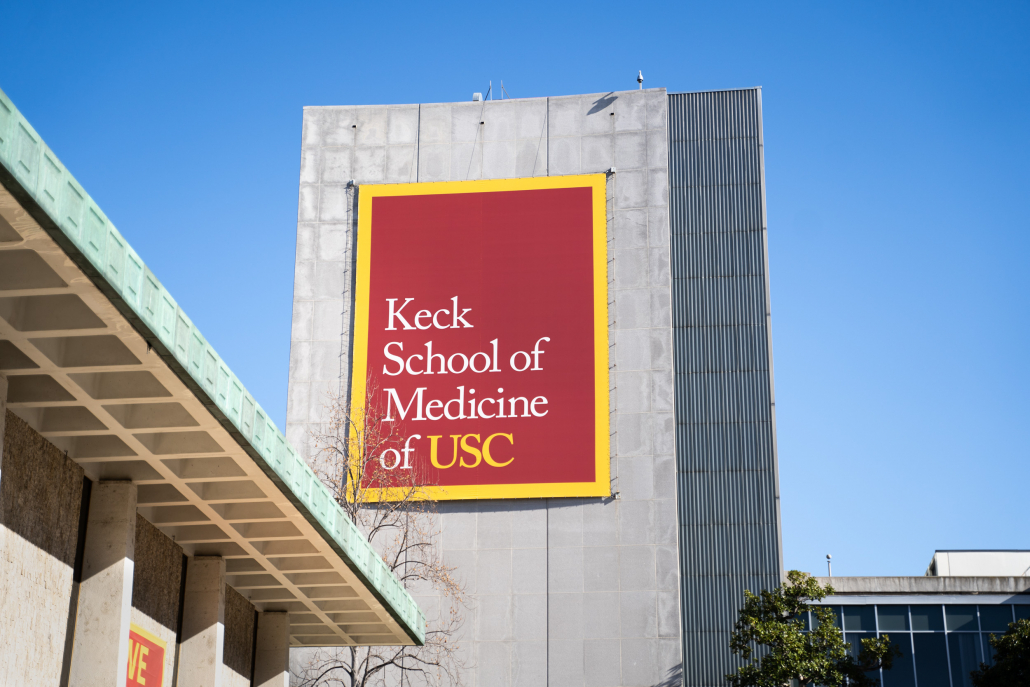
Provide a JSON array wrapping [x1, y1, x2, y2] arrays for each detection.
[[293, 379, 470, 687]]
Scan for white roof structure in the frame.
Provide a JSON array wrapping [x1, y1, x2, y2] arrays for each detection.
[[927, 551, 1030, 578]]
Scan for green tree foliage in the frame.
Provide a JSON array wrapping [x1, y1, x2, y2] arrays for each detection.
[[727, 570, 899, 687], [971, 618, 1030, 687]]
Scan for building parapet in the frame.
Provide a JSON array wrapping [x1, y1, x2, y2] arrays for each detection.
[[815, 576, 1030, 595]]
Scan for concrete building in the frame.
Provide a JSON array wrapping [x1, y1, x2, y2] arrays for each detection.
[[0, 86, 425, 686], [286, 87, 781, 686], [4, 70, 1024, 687], [815, 551, 1030, 687]]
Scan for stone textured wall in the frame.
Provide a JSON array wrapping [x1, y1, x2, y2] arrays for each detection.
[[222, 584, 255, 686], [0, 410, 84, 686], [288, 89, 680, 686], [0, 376, 6, 468], [131, 514, 184, 685]]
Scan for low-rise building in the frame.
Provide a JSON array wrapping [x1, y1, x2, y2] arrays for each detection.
[[814, 551, 1030, 687]]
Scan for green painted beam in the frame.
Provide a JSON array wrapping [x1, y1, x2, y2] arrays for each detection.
[[0, 85, 425, 645]]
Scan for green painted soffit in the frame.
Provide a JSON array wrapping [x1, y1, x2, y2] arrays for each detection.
[[0, 86, 425, 646]]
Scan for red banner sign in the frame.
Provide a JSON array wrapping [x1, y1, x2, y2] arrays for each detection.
[[352, 175, 609, 499], [126, 624, 165, 686]]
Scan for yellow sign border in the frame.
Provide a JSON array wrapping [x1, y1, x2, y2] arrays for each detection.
[[351, 174, 610, 500], [127, 622, 167, 686], [129, 623, 167, 651]]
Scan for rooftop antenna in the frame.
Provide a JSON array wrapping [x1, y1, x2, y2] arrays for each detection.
[[826, 554, 833, 577], [501, 80, 511, 99], [489, 80, 493, 101], [637, 70, 643, 89]]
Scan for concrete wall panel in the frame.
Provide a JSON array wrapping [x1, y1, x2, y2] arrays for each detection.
[[0, 410, 84, 686], [131, 514, 184, 685], [0, 376, 6, 467], [289, 89, 680, 686], [222, 585, 256, 686], [132, 514, 184, 630]]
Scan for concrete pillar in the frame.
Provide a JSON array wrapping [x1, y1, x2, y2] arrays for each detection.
[[69, 481, 137, 687], [177, 555, 226, 687], [253, 612, 291, 687]]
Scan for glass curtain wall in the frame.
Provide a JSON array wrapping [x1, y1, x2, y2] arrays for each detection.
[[806, 604, 1030, 687]]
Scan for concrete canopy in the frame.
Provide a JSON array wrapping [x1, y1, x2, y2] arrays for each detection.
[[0, 86, 425, 648]]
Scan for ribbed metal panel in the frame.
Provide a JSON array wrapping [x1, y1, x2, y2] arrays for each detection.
[[668, 88, 783, 686]]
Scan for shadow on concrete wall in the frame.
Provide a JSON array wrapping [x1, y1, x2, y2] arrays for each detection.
[[588, 93, 618, 115], [654, 661, 683, 687]]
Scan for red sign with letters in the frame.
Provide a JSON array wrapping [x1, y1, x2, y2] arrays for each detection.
[[126, 624, 165, 686], [351, 175, 609, 500]]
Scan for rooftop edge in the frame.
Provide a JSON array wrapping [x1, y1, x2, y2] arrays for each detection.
[[0, 84, 425, 645]]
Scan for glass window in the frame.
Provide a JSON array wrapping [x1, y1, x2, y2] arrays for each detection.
[[982, 634, 998, 668], [881, 633, 915, 687], [1014, 605, 1030, 621], [946, 606, 979, 632], [948, 633, 983, 687], [844, 606, 876, 632], [800, 610, 811, 631], [978, 605, 1013, 633], [846, 633, 881, 686], [878, 605, 910, 632], [910, 605, 944, 632], [913, 633, 950, 687]]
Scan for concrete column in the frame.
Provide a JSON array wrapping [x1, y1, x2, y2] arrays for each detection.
[[69, 481, 137, 687], [253, 612, 290, 687], [177, 555, 226, 687]]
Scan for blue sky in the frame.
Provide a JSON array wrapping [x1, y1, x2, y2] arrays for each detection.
[[2, 1, 1027, 577]]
